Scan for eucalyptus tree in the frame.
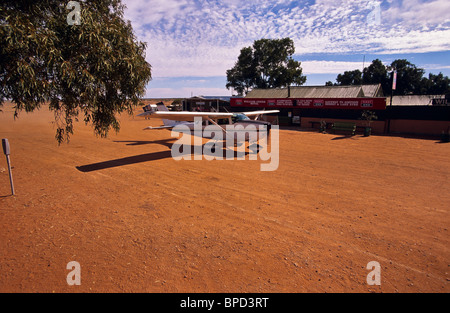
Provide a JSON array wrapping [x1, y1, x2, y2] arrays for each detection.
[[0, 0, 152, 143], [226, 38, 306, 96]]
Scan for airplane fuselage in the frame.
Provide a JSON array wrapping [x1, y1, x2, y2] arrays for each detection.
[[173, 119, 271, 142]]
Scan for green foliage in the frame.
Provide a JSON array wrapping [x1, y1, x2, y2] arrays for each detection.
[[226, 38, 306, 96], [0, 0, 152, 143], [331, 58, 449, 96], [420, 73, 450, 95], [360, 110, 378, 126], [336, 70, 362, 86], [362, 59, 390, 93], [389, 59, 425, 95]]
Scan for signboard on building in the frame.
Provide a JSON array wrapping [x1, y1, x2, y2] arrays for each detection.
[[432, 98, 448, 106], [230, 97, 387, 110]]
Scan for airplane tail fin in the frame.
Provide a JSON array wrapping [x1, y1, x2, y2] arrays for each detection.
[[156, 102, 176, 127], [156, 102, 169, 111]]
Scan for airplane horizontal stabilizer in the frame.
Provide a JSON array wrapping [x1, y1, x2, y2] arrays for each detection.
[[143, 125, 175, 130]]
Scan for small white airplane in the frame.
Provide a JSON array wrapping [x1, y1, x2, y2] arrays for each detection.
[[138, 102, 279, 152]]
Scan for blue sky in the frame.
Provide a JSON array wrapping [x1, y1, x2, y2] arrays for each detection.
[[122, 0, 450, 98]]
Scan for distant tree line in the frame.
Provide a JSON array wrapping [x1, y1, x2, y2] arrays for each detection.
[[227, 38, 450, 98], [325, 59, 450, 96]]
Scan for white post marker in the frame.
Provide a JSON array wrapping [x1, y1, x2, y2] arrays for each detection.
[[2, 139, 15, 195]]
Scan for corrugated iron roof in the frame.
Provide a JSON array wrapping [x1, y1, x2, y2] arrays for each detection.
[[361, 84, 383, 97], [391, 95, 445, 106], [245, 84, 382, 98]]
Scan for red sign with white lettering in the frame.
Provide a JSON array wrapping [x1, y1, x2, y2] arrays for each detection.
[[230, 98, 387, 110]]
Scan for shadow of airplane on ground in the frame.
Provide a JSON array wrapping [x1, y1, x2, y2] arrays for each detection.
[[76, 150, 174, 172], [331, 135, 357, 140], [76, 141, 253, 172], [113, 139, 175, 148]]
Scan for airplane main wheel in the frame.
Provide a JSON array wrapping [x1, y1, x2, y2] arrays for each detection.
[[204, 143, 216, 153], [248, 144, 261, 153]]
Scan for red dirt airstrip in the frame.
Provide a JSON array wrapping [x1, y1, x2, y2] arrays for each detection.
[[0, 101, 448, 293]]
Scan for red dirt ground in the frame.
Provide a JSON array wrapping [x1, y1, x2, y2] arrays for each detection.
[[0, 102, 448, 293]]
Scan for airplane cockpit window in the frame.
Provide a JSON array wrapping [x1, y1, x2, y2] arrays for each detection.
[[233, 113, 250, 122]]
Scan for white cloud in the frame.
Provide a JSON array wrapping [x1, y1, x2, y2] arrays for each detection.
[[123, 0, 191, 29], [301, 61, 366, 74], [121, 0, 450, 96], [383, 0, 450, 28]]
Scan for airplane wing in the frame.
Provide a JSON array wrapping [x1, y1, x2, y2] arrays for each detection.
[[241, 110, 280, 117], [138, 111, 234, 122]]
